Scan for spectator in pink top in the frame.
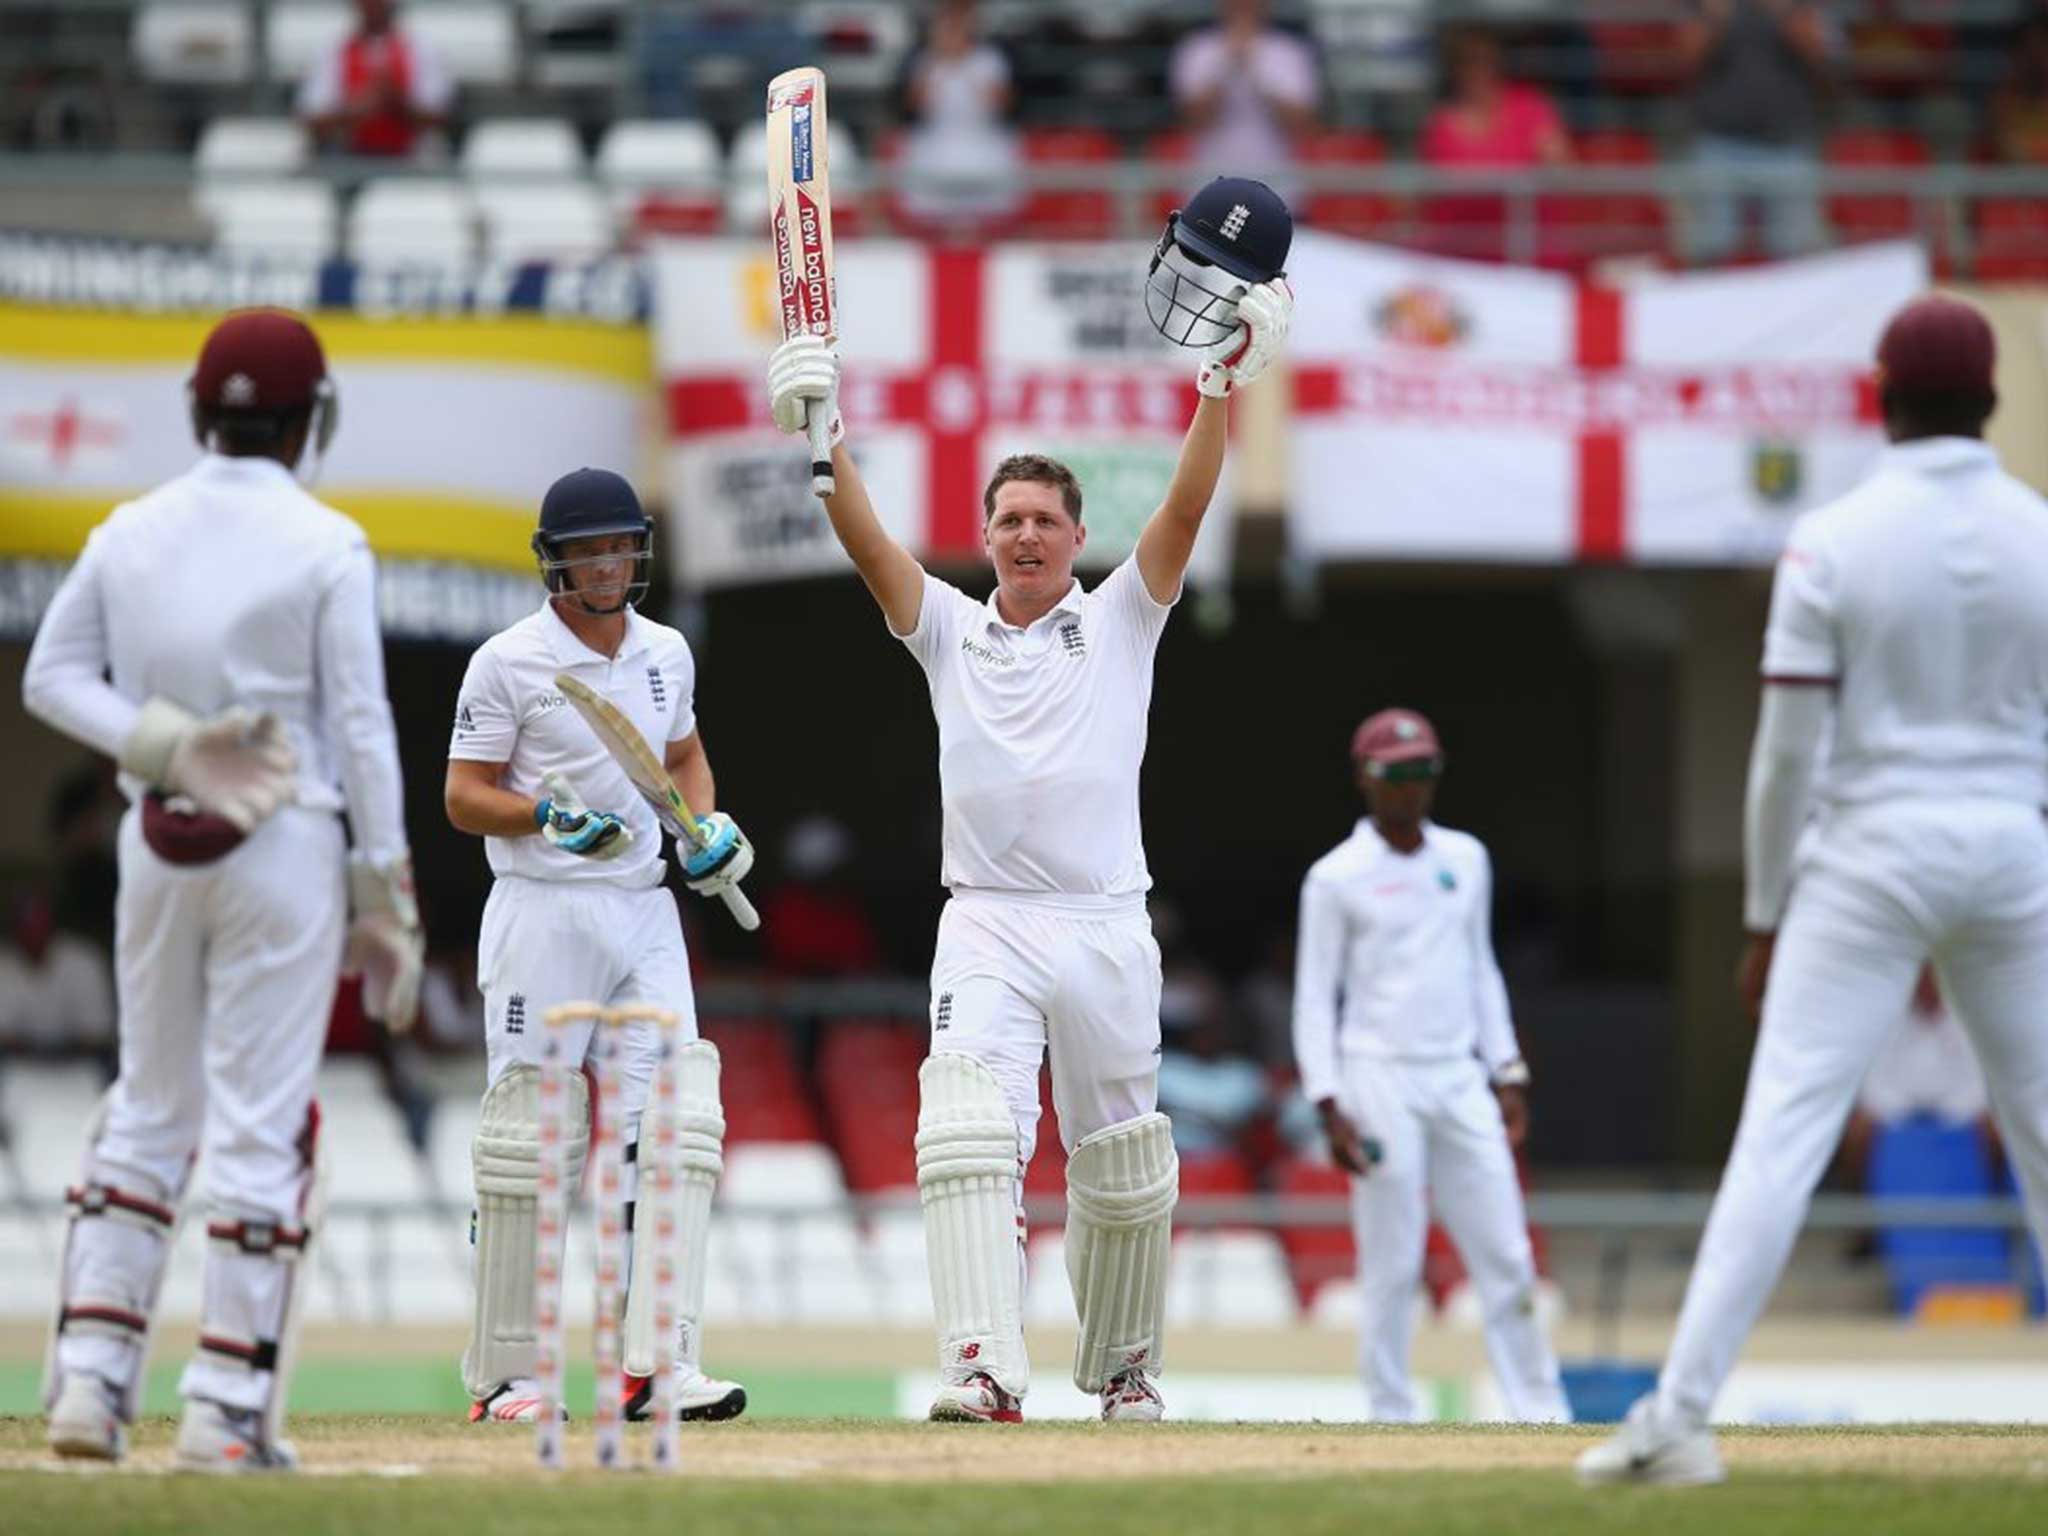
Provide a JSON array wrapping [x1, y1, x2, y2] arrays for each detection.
[[1171, 0, 1321, 194], [1420, 28, 1569, 260]]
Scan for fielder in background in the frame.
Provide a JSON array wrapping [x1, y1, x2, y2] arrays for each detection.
[[23, 309, 422, 1471], [768, 176, 1294, 1424], [1293, 710, 1570, 1425], [445, 467, 748, 1426], [1581, 295, 2048, 1485]]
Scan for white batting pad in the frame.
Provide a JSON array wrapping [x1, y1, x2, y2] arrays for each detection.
[[1065, 1112, 1178, 1392], [463, 1064, 588, 1398], [916, 1051, 1028, 1396], [624, 1040, 724, 1378]]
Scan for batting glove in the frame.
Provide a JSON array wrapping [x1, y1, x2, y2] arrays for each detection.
[[1195, 278, 1293, 399], [768, 335, 845, 443], [679, 811, 755, 896], [535, 770, 632, 860], [118, 697, 299, 833], [344, 853, 425, 1031]]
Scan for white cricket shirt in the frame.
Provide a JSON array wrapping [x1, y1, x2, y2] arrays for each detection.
[[449, 600, 697, 888], [22, 454, 408, 863], [1291, 819, 1522, 1107], [897, 559, 1173, 901], [1762, 438, 2048, 809]]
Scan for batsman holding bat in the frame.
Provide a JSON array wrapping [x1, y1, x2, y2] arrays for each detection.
[[444, 467, 748, 1426], [768, 177, 1295, 1422]]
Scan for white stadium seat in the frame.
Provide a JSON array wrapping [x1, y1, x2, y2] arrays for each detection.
[[196, 178, 339, 260], [1166, 1232, 1300, 1327], [595, 119, 720, 191], [400, 2, 517, 85], [195, 117, 312, 178], [795, 3, 913, 93], [723, 118, 861, 236], [265, 1, 354, 83], [0, 1061, 103, 1204], [862, 1207, 932, 1325], [462, 118, 585, 179], [1024, 1231, 1075, 1326], [473, 181, 612, 263], [134, 2, 255, 85], [349, 177, 477, 271]]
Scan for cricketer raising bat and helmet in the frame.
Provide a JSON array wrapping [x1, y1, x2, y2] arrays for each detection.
[[765, 65, 839, 498]]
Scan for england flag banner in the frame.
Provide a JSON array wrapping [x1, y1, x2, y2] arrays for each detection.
[[1285, 235, 1928, 565], [653, 239, 1235, 590]]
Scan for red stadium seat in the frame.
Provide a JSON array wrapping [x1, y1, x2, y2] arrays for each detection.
[[1273, 1156, 1353, 1308], [1589, 22, 1685, 96], [1142, 129, 1197, 229], [700, 1016, 821, 1143], [1539, 129, 1668, 270], [1825, 129, 1934, 245], [1298, 129, 1397, 242], [1973, 198, 2048, 281], [819, 1017, 924, 1190], [1017, 127, 1120, 239]]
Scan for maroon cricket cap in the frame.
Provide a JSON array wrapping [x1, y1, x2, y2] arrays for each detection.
[[190, 308, 328, 414], [1876, 294, 1995, 397], [1350, 708, 1443, 774]]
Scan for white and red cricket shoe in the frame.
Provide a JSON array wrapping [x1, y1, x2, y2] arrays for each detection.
[[928, 1371, 1023, 1424], [1100, 1367, 1165, 1423], [467, 1379, 547, 1424]]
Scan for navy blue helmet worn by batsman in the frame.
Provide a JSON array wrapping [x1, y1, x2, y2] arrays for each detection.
[[1146, 176, 1293, 350], [532, 466, 653, 615]]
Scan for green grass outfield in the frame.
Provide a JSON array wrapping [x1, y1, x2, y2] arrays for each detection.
[[4, 1419, 2047, 1536]]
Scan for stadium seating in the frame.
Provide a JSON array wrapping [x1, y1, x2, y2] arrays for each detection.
[[818, 1018, 921, 1191], [795, 2, 915, 95], [348, 178, 477, 271], [473, 181, 613, 263], [195, 117, 312, 178], [402, 2, 517, 86], [718, 1141, 872, 1322], [265, 1, 354, 84], [1973, 197, 2048, 281], [133, 1, 255, 85], [195, 178, 340, 260], [596, 119, 725, 238], [1540, 128, 1668, 270], [1298, 128, 1398, 243], [1825, 128, 1936, 246], [701, 1018, 822, 1143], [1273, 1156, 1354, 1309], [461, 118, 586, 180], [1016, 127, 1121, 240], [725, 118, 867, 238], [1167, 1231, 1298, 1326]]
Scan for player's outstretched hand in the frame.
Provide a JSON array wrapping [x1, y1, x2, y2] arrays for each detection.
[[535, 769, 632, 860], [1196, 278, 1294, 399], [768, 335, 844, 441], [345, 853, 425, 1032], [679, 811, 755, 897], [120, 700, 301, 833]]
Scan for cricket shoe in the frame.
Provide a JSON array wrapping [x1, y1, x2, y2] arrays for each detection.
[[1576, 1395, 1725, 1487], [467, 1379, 548, 1424], [174, 1398, 299, 1473], [622, 1367, 747, 1423], [46, 1372, 126, 1462], [1100, 1368, 1165, 1423], [929, 1372, 1023, 1423]]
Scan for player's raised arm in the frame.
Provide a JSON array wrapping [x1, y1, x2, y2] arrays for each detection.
[[1135, 177, 1295, 603], [767, 337, 924, 634]]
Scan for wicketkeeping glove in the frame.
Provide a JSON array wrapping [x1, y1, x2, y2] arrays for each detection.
[[534, 770, 632, 860], [678, 811, 755, 897], [1196, 278, 1293, 399], [344, 853, 425, 1031], [118, 697, 299, 832], [767, 335, 845, 444]]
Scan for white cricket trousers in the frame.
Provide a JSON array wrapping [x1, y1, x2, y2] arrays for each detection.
[[1342, 1053, 1570, 1422], [926, 891, 1165, 1167], [1658, 799, 2048, 1425], [59, 804, 343, 1407], [478, 876, 699, 1123]]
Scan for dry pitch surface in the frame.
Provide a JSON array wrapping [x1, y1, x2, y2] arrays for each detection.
[[5, 1418, 2048, 1536]]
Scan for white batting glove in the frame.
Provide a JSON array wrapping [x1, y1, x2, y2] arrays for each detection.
[[344, 853, 425, 1032], [768, 334, 845, 443], [118, 697, 299, 833], [1196, 279, 1293, 399], [535, 769, 633, 861]]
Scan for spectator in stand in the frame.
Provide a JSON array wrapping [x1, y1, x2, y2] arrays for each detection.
[[297, 0, 454, 159], [759, 815, 884, 979], [1991, 15, 2048, 164], [1419, 27, 1570, 262], [1679, 0, 1836, 264], [0, 889, 114, 1065], [1170, 0, 1320, 192], [898, 0, 1022, 229]]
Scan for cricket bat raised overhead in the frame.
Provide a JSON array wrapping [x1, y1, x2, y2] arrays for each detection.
[[554, 672, 761, 932], [765, 64, 838, 499]]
